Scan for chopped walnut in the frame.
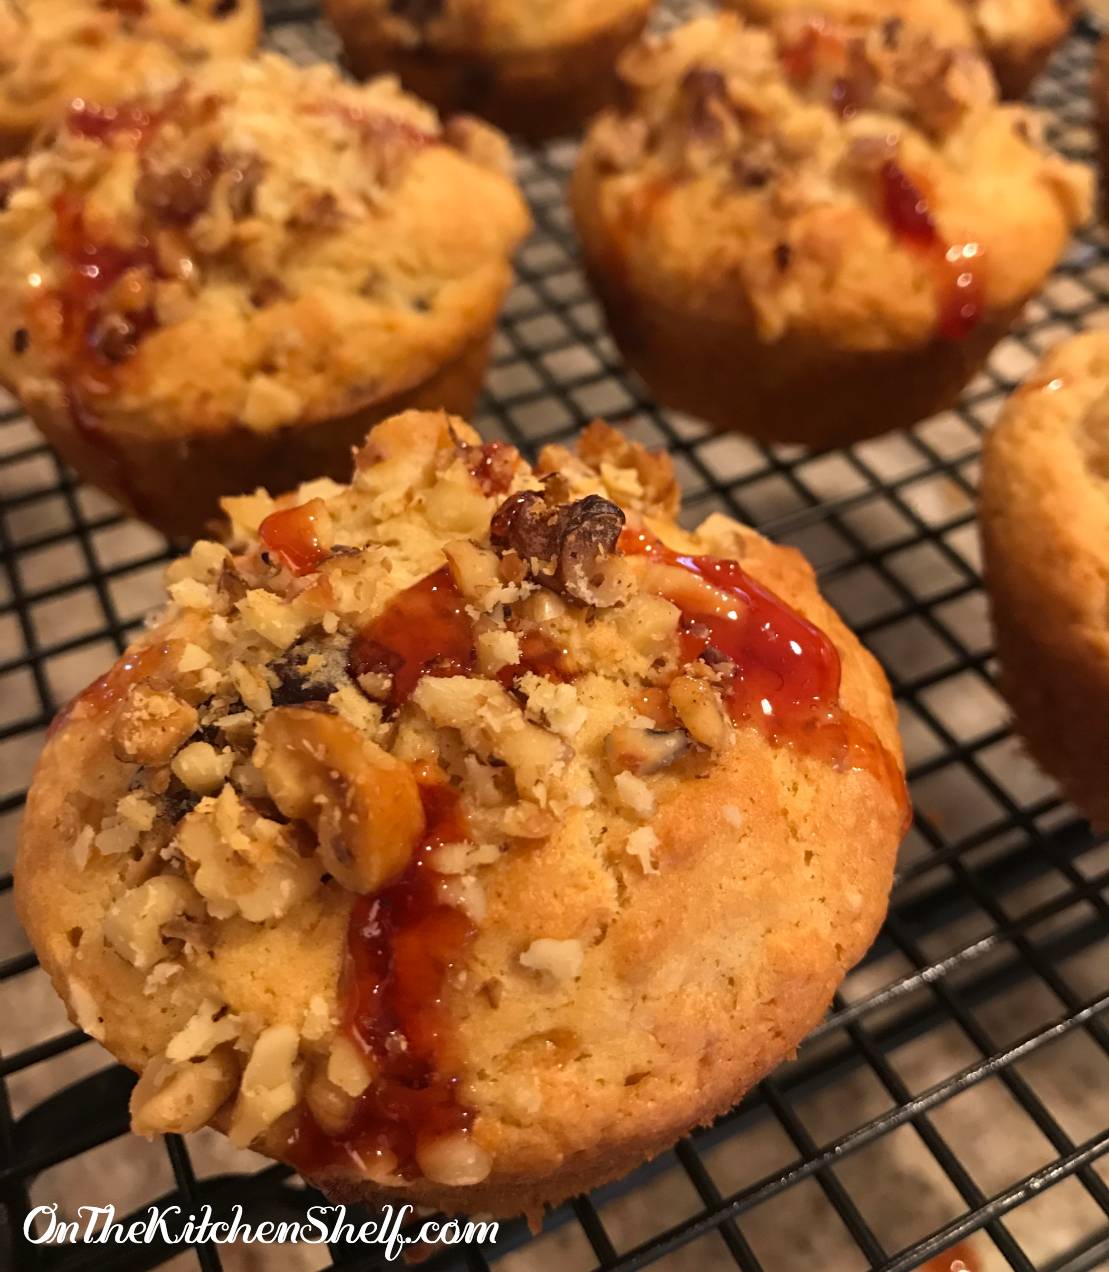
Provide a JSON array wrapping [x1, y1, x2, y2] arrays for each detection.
[[668, 675, 732, 751], [255, 707, 424, 894], [626, 825, 661, 875], [489, 489, 633, 607], [130, 1048, 239, 1137], [519, 938, 584, 983], [102, 875, 203, 971], [113, 683, 198, 767], [227, 1024, 303, 1149], [606, 725, 690, 774], [176, 785, 322, 922]]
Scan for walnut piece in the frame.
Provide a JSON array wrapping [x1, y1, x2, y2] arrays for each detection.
[[668, 676, 732, 751], [177, 785, 322, 922], [103, 875, 203, 971], [256, 707, 425, 894], [130, 1048, 239, 1137], [606, 725, 690, 774], [489, 490, 633, 607], [228, 1024, 303, 1149], [113, 683, 198, 767]]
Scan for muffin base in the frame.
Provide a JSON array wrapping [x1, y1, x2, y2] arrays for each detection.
[[26, 331, 493, 541], [333, 10, 650, 141], [584, 263, 1017, 448]]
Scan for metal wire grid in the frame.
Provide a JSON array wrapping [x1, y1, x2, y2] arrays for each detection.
[[0, 4, 1107, 1270]]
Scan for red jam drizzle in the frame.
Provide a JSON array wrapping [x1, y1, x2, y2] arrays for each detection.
[[496, 627, 572, 689], [877, 161, 984, 341], [286, 776, 475, 1178], [620, 528, 908, 811], [466, 440, 520, 496], [259, 499, 330, 576], [50, 193, 161, 380], [66, 96, 168, 147], [49, 639, 176, 735], [348, 567, 476, 709]]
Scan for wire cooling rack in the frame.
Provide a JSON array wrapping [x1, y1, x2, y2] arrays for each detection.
[[1, 3, 1108, 1270]]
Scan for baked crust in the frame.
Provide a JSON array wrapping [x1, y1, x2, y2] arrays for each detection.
[[16, 412, 906, 1218], [0, 0, 261, 156], [571, 13, 1090, 447], [0, 54, 530, 537], [980, 331, 1109, 829], [326, 1, 653, 141], [722, 0, 1069, 98]]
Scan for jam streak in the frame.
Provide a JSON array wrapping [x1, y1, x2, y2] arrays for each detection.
[[878, 161, 984, 341], [349, 567, 476, 709], [259, 499, 330, 576], [620, 528, 907, 809], [287, 777, 475, 1178]]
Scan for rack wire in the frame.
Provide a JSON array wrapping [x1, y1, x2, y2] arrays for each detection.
[[1, 3, 1107, 1270]]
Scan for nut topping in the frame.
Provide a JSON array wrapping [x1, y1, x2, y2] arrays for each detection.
[[256, 707, 425, 893], [490, 490, 633, 606]]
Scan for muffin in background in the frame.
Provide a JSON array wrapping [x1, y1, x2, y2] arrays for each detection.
[[0, 0, 261, 156], [980, 332, 1109, 830], [0, 54, 530, 539], [322, 0, 655, 140], [722, 0, 1070, 98], [571, 14, 1090, 449], [17, 411, 906, 1218]]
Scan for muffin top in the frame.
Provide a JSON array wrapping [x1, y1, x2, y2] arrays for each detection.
[[982, 331, 1109, 629], [17, 412, 906, 1212], [336, 0, 654, 56], [0, 53, 530, 436], [573, 13, 1089, 350], [725, 0, 1068, 67], [0, 0, 261, 139]]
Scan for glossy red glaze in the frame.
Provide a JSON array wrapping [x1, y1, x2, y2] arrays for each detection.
[[66, 97, 165, 147], [879, 161, 938, 248], [50, 640, 176, 735], [877, 162, 985, 342], [259, 499, 330, 576], [349, 567, 475, 709], [496, 626, 572, 689], [51, 193, 160, 374], [621, 528, 908, 813], [467, 440, 520, 496], [286, 776, 475, 1178]]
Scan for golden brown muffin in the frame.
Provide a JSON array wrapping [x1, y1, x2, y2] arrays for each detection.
[[0, 53, 530, 539], [980, 332, 1109, 829], [0, 0, 261, 156], [16, 412, 907, 1219], [723, 0, 1070, 98], [571, 14, 1090, 449], [322, 0, 655, 141]]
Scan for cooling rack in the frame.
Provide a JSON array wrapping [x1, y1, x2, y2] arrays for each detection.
[[1, 3, 1107, 1270]]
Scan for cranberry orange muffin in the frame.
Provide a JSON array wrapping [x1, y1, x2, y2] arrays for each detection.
[[0, 0, 261, 156], [0, 54, 530, 539], [322, 0, 655, 141], [16, 412, 907, 1217], [571, 14, 1090, 449], [980, 332, 1109, 828], [723, 0, 1070, 98]]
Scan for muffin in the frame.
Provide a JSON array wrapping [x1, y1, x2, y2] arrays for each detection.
[[16, 412, 908, 1219], [722, 0, 1070, 98], [0, 54, 530, 539], [322, 0, 655, 140], [0, 0, 261, 156], [571, 14, 1090, 449], [980, 332, 1109, 828]]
